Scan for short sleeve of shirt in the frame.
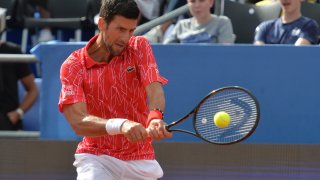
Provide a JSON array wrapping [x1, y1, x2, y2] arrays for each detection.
[[300, 19, 320, 44], [217, 16, 235, 44], [16, 63, 32, 79], [0, 41, 31, 79], [134, 37, 168, 87], [58, 53, 86, 112], [254, 20, 271, 43]]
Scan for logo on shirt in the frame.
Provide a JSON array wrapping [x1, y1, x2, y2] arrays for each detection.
[[127, 66, 135, 72], [63, 85, 74, 96], [291, 28, 301, 36]]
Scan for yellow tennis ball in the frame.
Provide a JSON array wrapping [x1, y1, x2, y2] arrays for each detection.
[[214, 111, 230, 128]]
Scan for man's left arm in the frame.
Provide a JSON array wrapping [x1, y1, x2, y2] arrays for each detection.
[[295, 38, 311, 45], [19, 74, 39, 112], [296, 20, 320, 45], [146, 82, 172, 140], [7, 74, 38, 124], [146, 82, 165, 112]]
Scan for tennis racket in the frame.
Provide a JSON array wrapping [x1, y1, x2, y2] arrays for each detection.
[[166, 86, 260, 145]]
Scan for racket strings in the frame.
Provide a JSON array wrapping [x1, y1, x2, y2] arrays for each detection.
[[194, 89, 258, 144]]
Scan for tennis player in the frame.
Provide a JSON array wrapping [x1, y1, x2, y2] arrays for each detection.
[[58, 0, 172, 179]]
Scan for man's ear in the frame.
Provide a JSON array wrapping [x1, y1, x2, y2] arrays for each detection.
[[97, 17, 106, 31]]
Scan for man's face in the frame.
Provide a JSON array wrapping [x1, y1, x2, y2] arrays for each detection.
[[100, 16, 138, 56], [187, 0, 214, 19], [280, 0, 301, 14]]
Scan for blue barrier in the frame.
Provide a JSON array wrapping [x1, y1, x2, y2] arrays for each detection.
[[31, 42, 320, 143], [31, 42, 85, 140]]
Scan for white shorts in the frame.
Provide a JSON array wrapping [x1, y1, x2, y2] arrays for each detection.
[[73, 153, 164, 180]]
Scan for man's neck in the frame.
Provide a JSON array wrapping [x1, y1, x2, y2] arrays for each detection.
[[88, 34, 112, 63], [282, 11, 302, 24], [195, 14, 213, 26]]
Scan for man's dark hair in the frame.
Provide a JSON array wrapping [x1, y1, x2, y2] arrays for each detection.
[[100, 0, 140, 24]]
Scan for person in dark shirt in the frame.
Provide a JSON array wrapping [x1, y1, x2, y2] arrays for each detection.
[[0, 38, 38, 130], [254, 0, 320, 45]]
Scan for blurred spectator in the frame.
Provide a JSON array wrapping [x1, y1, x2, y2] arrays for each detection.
[[143, 20, 175, 43], [254, 0, 320, 45], [135, 0, 164, 24], [94, 0, 164, 30], [163, 0, 235, 44], [143, 0, 186, 43], [0, 12, 38, 130], [23, 0, 54, 42], [94, 0, 167, 26]]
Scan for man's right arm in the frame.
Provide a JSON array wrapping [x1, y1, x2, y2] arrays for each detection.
[[63, 102, 108, 137], [63, 102, 149, 142]]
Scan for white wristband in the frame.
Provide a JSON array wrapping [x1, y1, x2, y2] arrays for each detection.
[[15, 108, 24, 119], [105, 118, 127, 135]]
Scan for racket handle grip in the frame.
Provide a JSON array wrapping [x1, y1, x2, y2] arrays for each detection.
[[165, 125, 172, 132]]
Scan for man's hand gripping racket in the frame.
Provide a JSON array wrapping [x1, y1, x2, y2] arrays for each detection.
[[165, 86, 260, 145]]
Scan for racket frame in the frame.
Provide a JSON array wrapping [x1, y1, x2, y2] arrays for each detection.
[[165, 86, 260, 145]]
